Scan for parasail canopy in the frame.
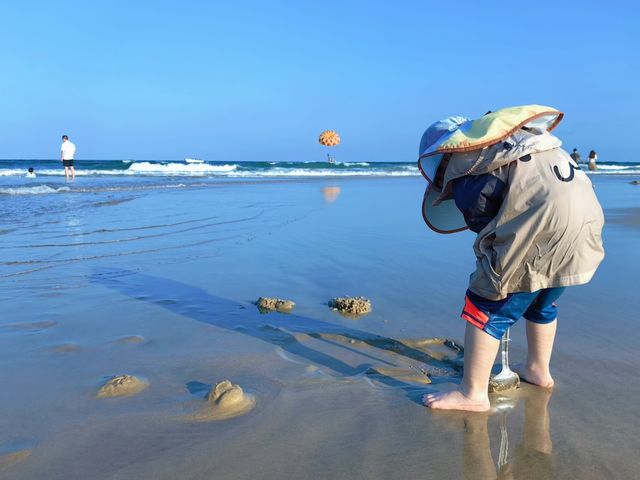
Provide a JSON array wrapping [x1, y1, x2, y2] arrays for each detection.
[[318, 130, 340, 147]]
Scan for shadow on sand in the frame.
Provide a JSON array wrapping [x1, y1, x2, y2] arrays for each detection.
[[91, 268, 463, 405]]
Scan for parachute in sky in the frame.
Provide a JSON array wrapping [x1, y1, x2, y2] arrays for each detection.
[[318, 130, 340, 163], [318, 130, 341, 147]]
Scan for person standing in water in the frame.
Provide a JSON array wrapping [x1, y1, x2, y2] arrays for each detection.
[[417, 106, 604, 412], [588, 150, 598, 171], [60, 135, 76, 181], [570, 148, 581, 164]]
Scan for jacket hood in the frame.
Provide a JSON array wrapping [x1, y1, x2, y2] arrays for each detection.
[[435, 128, 562, 205]]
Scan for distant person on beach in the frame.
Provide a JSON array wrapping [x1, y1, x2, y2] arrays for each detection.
[[26, 167, 36, 178], [418, 106, 605, 412], [60, 135, 76, 181], [588, 150, 598, 171], [570, 148, 581, 164]]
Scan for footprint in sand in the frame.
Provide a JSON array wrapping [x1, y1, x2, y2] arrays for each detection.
[[96, 374, 149, 398], [186, 379, 255, 421]]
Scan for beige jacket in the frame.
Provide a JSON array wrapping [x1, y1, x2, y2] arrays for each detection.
[[440, 129, 605, 300]]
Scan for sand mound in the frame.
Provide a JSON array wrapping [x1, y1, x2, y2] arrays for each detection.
[[329, 296, 372, 316], [112, 335, 146, 345], [49, 342, 81, 353], [0, 449, 31, 468], [188, 379, 255, 421], [256, 297, 295, 313], [96, 374, 148, 398]]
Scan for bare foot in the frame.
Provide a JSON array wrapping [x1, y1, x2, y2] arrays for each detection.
[[423, 389, 490, 412], [517, 366, 554, 389]]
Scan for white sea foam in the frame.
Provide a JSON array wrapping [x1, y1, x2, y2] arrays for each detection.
[[0, 169, 33, 176], [587, 170, 640, 175], [339, 162, 370, 166], [126, 162, 238, 175], [226, 167, 419, 177], [0, 185, 71, 195], [2, 161, 635, 178], [0, 165, 420, 178], [586, 164, 638, 171]]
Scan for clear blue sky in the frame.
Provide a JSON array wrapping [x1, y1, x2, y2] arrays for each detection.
[[1, 0, 638, 162]]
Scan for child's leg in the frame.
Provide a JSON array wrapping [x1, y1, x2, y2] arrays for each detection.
[[519, 288, 563, 388], [521, 320, 556, 388], [423, 322, 499, 411]]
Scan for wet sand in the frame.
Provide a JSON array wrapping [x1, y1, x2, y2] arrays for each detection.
[[1, 175, 639, 479]]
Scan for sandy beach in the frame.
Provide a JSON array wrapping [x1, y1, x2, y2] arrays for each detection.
[[0, 173, 639, 479]]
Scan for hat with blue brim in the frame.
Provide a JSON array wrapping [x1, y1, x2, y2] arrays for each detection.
[[418, 104, 563, 234]]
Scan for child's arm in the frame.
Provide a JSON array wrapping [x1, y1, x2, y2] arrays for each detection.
[[452, 170, 507, 233]]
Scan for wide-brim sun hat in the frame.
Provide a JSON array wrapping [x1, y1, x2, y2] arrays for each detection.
[[418, 104, 564, 234]]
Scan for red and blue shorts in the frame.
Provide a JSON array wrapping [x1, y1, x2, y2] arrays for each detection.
[[461, 288, 565, 340]]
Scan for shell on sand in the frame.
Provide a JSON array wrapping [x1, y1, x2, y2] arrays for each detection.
[[329, 296, 372, 316], [96, 374, 148, 398], [256, 297, 295, 313], [188, 379, 255, 422]]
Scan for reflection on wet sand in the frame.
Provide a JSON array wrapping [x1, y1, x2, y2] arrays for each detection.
[[322, 186, 341, 203], [464, 389, 553, 480]]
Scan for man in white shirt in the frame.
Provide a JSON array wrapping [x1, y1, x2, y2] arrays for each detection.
[[60, 135, 76, 181]]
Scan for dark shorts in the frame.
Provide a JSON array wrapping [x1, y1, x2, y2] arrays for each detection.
[[63, 160, 74, 167], [461, 288, 565, 339]]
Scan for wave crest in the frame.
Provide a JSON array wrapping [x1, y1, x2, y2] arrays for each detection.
[[127, 162, 238, 175]]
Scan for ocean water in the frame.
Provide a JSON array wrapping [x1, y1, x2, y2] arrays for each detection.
[[1, 158, 637, 204], [1, 164, 640, 478], [1, 158, 638, 186]]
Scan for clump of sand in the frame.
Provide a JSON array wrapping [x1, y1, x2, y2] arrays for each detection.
[[329, 296, 372, 316], [96, 374, 148, 398], [188, 379, 255, 421], [256, 297, 295, 313], [207, 380, 246, 407], [488, 374, 520, 393]]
